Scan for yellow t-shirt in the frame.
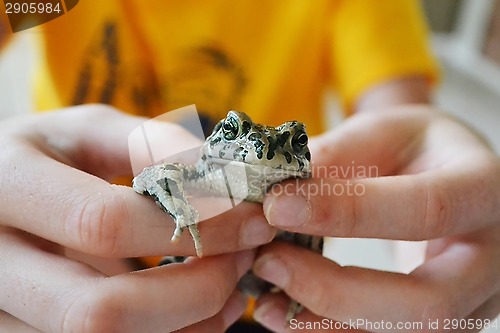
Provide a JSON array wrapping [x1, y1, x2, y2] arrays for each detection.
[[18, 0, 438, 135]]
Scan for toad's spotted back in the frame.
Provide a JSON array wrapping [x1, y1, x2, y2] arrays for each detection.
[[132, 110, 323, 321]]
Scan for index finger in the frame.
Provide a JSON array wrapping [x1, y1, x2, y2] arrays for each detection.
[[0, 106, 274, 257]]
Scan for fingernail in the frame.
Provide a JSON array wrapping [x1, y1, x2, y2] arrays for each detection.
[[242, 215, 275, 247], [253, 254, 289, 289], [264, 194, 311, 227], [222, 291, 248, 327], [235, 250, 256, 277], [254, 298, 285, 331]]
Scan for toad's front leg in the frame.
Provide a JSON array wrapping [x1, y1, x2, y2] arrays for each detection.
[[133, 164, 203, 257]]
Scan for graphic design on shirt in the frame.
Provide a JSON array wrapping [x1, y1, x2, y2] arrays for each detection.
[[72, 21, 120, 106], [163, 46, 247, 135], [71, 21, 247, 135]]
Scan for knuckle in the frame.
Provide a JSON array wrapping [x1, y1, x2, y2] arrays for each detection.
[[287, 272, 338, 318], [65, 188, 128, 257], [417, 285, 459, 331], [63, 290, 125, 333], [334, 185, 359, 237], [83, 295, 125, 333], [203, 277, 232, 317], [313, 293, 333, 317], [310, 287, 337, 317], [423, 182, 453, 238], [199, 262, 237, 317]]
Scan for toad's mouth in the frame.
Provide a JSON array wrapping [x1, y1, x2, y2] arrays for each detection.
[[205, 156, 310, 177]]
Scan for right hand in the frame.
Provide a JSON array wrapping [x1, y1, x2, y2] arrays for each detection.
[[0, 105, 275, 333]]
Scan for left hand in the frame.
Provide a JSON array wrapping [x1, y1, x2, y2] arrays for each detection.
[[0, 106, 274, 333], [252, 106, 500, 332]]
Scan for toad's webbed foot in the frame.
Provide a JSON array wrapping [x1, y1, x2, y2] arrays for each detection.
[[133, 163, 203, 257]]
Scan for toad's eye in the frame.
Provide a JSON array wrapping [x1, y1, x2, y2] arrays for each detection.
[[291, 131, 308, 152], [222, 116, 240, 140]]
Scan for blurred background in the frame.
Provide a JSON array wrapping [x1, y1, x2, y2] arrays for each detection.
[[2, 0, 500, 149], [1, 1, 499, 331], [2, 0, 500, 142], [424, 0, 500, 153]]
